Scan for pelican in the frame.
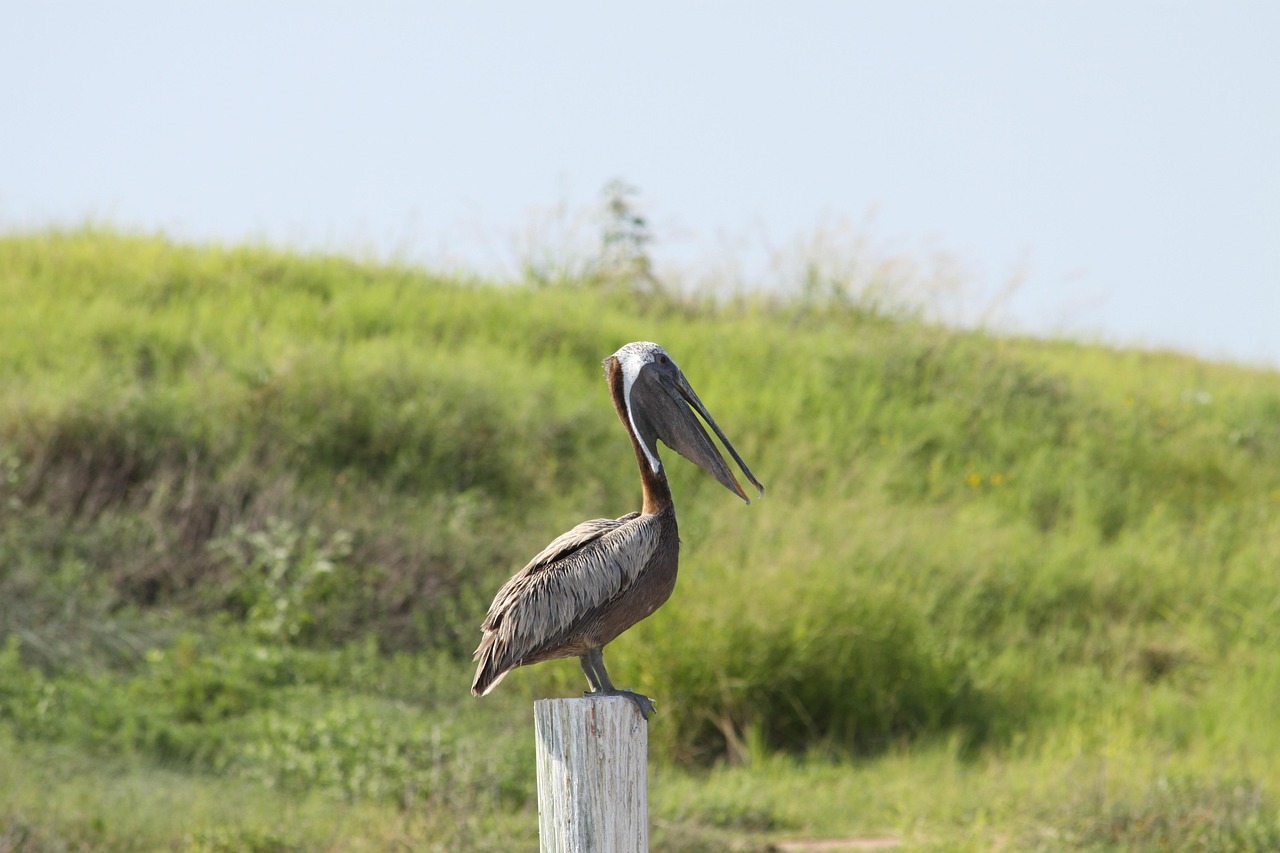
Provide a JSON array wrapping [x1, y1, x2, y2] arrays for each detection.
[[471, 341, 763, 719]]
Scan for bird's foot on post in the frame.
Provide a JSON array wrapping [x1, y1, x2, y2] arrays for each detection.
[[583, 687, 657, 720], [579, 648, 655, 719]]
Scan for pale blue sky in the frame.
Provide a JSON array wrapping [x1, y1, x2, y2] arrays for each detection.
[[3, 2, 1277, 365]]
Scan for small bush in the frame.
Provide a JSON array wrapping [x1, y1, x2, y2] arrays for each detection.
[[627, 560, 1009, 763]]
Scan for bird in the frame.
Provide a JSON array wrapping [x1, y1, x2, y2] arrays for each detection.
[[471, 341, 763, 719]]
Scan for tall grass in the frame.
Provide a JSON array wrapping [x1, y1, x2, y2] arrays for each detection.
[[2, 227, 1278, 849]]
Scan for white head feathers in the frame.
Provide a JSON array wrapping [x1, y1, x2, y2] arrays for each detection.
[[609, 342, 670, 473]]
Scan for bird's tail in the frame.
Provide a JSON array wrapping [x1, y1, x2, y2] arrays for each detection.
[[471, 636, 509, 697]]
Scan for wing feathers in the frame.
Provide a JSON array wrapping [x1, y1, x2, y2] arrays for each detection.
[[472, 511, 658, 693]]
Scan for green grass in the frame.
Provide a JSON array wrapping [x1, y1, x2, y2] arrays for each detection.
[[1, 227, 1279, 850]]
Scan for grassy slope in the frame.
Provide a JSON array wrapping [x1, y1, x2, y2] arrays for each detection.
[[1, 229, 1279, 851]]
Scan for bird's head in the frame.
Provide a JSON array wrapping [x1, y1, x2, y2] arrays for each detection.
[[605, 341, 764, 503]]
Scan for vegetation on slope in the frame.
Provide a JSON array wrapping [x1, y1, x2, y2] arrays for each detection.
[[1, 228, 1278, 850]]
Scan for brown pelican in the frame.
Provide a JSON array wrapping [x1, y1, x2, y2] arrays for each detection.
[[471, 341, 762, 719]]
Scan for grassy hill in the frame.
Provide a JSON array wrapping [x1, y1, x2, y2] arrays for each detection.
[[1, 228, 1278, 850]]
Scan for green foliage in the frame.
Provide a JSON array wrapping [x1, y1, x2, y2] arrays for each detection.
[[0, 628, 532, 809], [183, 827, 305, 853], [627, 550, 1005, 763], [1062, 775, 1280, 852], [1, 227, 1278, 849], [210, 519, 353, 644]]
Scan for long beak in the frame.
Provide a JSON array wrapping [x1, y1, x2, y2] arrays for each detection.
[[631, 366, 764, 503]]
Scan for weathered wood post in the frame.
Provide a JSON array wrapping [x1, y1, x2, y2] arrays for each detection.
[[534, 697, 649, 852]]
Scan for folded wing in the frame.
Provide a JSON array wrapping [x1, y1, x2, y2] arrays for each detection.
[[472, 511, 657, 695]]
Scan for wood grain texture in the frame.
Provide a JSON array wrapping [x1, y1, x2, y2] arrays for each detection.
[[534, 698, 649, 853]]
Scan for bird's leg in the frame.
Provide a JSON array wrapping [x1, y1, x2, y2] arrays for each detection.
[[578, 651, 606, 692], [578, 647, 656, 719]]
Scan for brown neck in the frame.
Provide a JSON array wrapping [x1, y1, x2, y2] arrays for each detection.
[[606, 357, 672, 515]]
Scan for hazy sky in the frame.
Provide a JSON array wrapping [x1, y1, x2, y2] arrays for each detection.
[[4, 2, 1277, 365]]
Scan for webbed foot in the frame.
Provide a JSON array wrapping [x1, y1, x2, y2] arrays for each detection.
[[583, 687, 657, 720]]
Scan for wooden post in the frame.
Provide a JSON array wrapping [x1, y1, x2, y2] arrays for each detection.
[[534, 697, 649, 853]]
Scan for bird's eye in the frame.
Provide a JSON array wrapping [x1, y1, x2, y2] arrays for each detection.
[[659, 355, 668, 364]]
